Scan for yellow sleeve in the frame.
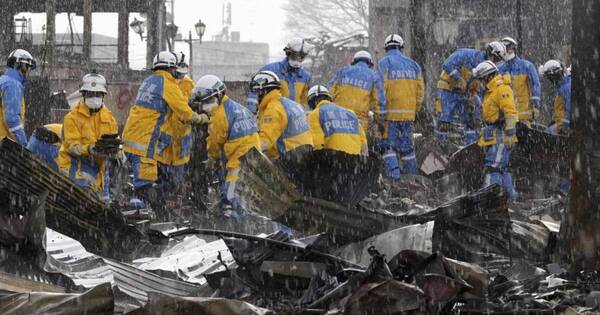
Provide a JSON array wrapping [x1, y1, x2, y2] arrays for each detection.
[[163, 79, 194, 122], [63, 113, 90, 157], [258, 104, 286, 151], [298, 83, 309, 107], [498, 86, 518, 143], [207, 108, 228, 160], [416, 74, 424, 112], [308, 110, 324, 149], [179, 77, 195, 100], [359, 124, 368, 154], [553, 95, 565, 129]]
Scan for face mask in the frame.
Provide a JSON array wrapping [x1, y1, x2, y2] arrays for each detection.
[[202, 102, 218, 114], [505, 52, 516, 61], [288, 59, 302, 68], [85, 97, 103, 109]]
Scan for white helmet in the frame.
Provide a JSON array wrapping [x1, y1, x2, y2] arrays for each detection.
[[352, 50, 373, 66], [249, 70, 280, 93], [152, 51, 177, 70], [8, 48, 36, 69], [284, 38, 310, 58], [539, 60, 564, 83], [173, 51, 188, 74], [472, 60, 498, 79], [384, 34, 404, 49], [80, 72, 108, 94], [307, 85, 332, 109], [192, 74, 226, 103], [501, 37, 518, 48], [485, 41, 507, 63]]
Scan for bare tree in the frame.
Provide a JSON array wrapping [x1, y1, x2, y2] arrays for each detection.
[[283, 0, 369, 39]]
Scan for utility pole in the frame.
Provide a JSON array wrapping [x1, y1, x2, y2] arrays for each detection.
[[83, 0, 92, 62], [561, 0, 600, 271]]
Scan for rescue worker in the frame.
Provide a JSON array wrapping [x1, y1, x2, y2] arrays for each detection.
[[26, 123, 62, 171], [473, 61, 518, 200], [307, 85, 367, 156], [539, 60, 571, 135], [191, 75, 260, 217], [247, 38, 311, 112], [328, 50, 385, 133], [435, 41, 508, 145], [249, 70, 313, 161], [498, 37, 541, 126], [158, 51, 196, 190], [122, 51, 208, 207], [0, 49, 36, 146], [377, 34, 424, 177], [57, 72, 119, 200]]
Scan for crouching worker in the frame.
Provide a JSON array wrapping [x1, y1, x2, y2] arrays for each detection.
[[57, 72, 120, 201], [191, 75, 260, 219], [472, 61, 518, 200], [249, 70, 313, 180], [307, 85, 367, 156], [27, 123, 62, 171]]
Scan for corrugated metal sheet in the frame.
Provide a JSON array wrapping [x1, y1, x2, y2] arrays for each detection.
[[45, 229, 213, 306]]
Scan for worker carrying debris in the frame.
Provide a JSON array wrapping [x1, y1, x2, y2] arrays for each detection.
[[435, 42, 507, 145], [472, 60, 519, 200], [57, 72, 120, 201], [307, 85, 368, 156], [26, 123, 62, 171], [121, 51, 208, 212], [250, 70, 313, 160], [377, 34, 424, 177], [191, 74, 260, 218], [540, 60, 572, 135], [247, 38, 312, 112], [0, 49, 36, 147], [328, 50, 386, 136]]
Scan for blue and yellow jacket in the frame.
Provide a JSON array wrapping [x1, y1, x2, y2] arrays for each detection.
[[308, 100, 367, 155], [437, 48, 486, 91], [27, 123, 62, 171], [207, 95, 260, 182], [247, 59, 311, 112], [161, 75, 195, 166], [377, 50, 424, 122], [498, 56, 541, 121], [122, 70, 194, 161], [0, 68, 28, 145], [328, 61, 386, 129], [552, 74, 572, 130], [257, 89, 313, 160], [478, 75, 518, 147], [57, 102, 118, 192]]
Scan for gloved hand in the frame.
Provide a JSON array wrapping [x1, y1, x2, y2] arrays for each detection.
[[532, 107, 540, 121], [456, 78, 468, 92], [69, 144, 85, 156], [191, 112, 210, 125], [88, 144, 98, 156]]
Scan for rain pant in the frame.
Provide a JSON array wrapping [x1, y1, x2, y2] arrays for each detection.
[[26, 123, 62, 171], [0, 68, 28, 146], [435, 48, 486, 144], [328, 61, 386, 131], [57, 102, 118, 195], [308, 100, 367, 155], [498, 56, 541, 124], [377, 49, 424, 177], [478, 74, 518, 200], [122, 70, 194, 186], [247, 59, 311, 112], [257, 89, 313, 160]]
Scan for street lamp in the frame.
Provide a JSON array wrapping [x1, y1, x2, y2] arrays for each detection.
[[173, 19, 206, 79], [129, 17, 146, 40], [194, 20, 206, 42]]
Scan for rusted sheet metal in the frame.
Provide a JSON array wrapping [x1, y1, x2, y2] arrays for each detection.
[[0, 138, 142, 260]]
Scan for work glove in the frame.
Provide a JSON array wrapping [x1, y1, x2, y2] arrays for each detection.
[[191, 112, 210, 125], [69, 144, 85, 156], [455, 78, 468, 92]]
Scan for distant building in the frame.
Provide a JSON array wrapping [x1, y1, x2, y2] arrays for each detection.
[[31, 33, 118, 64], [192, 40, 269, 81]]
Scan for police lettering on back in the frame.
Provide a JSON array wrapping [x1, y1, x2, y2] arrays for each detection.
[[389, 69, 417, 80], [340, 77, 371, 90]]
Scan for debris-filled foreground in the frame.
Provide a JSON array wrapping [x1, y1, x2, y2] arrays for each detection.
[[2, 127, 596, 315]]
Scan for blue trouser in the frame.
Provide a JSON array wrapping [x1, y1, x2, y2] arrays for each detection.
[[127, 153, 154, 190], [435, 89, 479, 145], [379, 121, 418, 178], [26, 135, 59, 171], [220, 169, 248, 219], [482, 141, 518, 201]]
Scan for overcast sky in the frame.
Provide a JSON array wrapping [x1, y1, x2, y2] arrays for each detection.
[[20, 0, 288, 69]]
